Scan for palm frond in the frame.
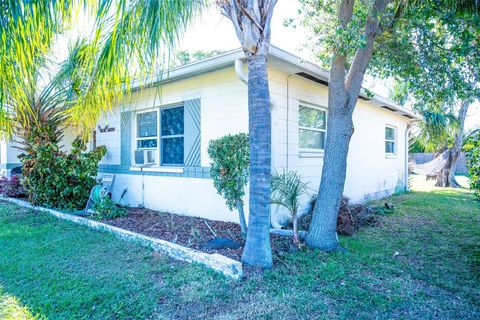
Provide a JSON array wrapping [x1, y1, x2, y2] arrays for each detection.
[[271, 170, 309, 215]]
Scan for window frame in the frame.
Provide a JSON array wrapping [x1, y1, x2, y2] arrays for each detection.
[[132, 104, 185, 167], [385, 125, 397, 156], [160, 105, 185, 166], [298, 103, 328, 153]]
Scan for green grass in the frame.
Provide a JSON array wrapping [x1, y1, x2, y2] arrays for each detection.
[[0, 189, 479, 319]]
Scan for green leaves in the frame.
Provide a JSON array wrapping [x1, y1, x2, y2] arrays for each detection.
[[413, 107, 459, 152], [463, 129, 480, 199], [21, 136, 107, 211], [1, 0, 206, 137], [207, 133, 250, 211], [271, 170, 309, 216]]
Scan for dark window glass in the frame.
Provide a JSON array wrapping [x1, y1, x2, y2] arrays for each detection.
[[162, 137, 184, 165], [161, 107, 184, 136], [385, 141, 395, 153], [137, 139, 158, 149], [385, 127, 395, 140]]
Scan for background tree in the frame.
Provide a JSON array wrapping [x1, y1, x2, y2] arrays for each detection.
[[174, 50, 225, 66], [388, 80, 409, 106], [463, 129, 480, 198], [217, 0, 277, 268], [372, 1, 479, 187], [297, 0, 479, 250], [412, 107, 459, 154], [208, 133, 250, 235]]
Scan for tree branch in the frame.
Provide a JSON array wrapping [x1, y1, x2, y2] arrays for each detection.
[[345, 0, 390, 99], [329, 0, 355, 91]]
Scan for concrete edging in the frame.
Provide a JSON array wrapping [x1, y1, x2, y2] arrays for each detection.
[[1, 197, 243, 280]]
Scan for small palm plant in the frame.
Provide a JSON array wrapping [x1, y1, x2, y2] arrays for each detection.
[[271, 170, 309, 247]]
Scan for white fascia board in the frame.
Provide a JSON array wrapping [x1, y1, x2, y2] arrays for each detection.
[[128, 45, 422, 121], [130, 49, 245, 91]]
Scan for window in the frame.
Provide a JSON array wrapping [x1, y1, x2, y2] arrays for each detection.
[[134, 106, 184, 166], [385, 126, 396, 154], [161, 106, 184, 165], [299, 104, 327, 151], [136, 110, 159, 164]]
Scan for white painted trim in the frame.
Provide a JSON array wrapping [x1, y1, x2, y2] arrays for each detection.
[[130, 45, 422, 120], [1, 197, 242, 280], [385, 124, 398, 156], [299, 150, 324, 158], [298, 103, 327, 153], [129, 166, 184, 173]]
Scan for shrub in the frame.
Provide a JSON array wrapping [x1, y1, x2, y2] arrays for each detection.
[[91, 197, 127, 220], [463, 130, 480, 199], [0, 175, 26, 198], [21, 138, 106, 210], [208, 133, 249, 235], [271, 170, 309, 246]]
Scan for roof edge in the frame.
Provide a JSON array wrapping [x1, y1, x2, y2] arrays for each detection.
[[130, 45, 422, 121]]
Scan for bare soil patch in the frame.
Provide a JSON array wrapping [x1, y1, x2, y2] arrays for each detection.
[[100, 207, 292, 261]]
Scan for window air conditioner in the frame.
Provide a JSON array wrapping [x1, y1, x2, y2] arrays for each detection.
[[135, 150, 156, 165]]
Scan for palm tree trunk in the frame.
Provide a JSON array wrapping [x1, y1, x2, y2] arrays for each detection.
[[241, 54, 273, 268], [436, 100, 470, 187], [292, 209, 299, 247]]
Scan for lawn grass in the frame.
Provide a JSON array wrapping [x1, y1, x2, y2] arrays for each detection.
[[1, 188, 479, 319]]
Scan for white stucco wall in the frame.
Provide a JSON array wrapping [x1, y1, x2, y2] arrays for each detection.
[[269, 69, 408, 209], [95, 68, 249, 222], [0, 63, 411, 222], [93, 65, 411, 224]]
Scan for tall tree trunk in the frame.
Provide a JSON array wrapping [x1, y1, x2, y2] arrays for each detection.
[[217, 0, 277, 269], [306, 0, 389, 250], [305, 96, 355, 250], [241, 55, 273, 268], [436, 100, 470, 187]]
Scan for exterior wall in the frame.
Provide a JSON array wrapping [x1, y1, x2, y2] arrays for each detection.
[[97, 68, 249, 222], [269, 69, 408, 215], [0, 139, 22, 176], [0, 63, 411, 223]]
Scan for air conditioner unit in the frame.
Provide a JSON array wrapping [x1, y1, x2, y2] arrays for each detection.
[[134, 150, 156, 165]]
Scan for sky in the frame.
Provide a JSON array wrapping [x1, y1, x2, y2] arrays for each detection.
[[178, 2, 308, 56], [176, 2, 479, 132], [62, 1, 479, 132]]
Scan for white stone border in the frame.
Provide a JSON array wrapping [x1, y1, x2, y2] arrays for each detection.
[[1, 197, 243, 280]]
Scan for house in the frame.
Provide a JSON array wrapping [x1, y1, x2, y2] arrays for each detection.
[[0, 46, 421, 225]]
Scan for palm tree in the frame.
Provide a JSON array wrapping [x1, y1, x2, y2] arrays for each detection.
[[417, 102, 470, 187], [388, 79, 409, 106], [217, 0, 277, 268], [271, 170, 309, 247], [3, 1, 279, 268], [1, 0, 205, 136]]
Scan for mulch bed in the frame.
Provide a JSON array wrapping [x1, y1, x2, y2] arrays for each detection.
[[100, 207, 293, 261]]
